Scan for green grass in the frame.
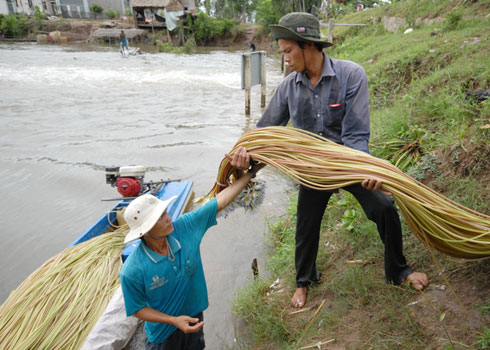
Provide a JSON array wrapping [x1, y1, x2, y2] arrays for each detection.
[[329, 4, 490, 205], [233, 190, 440, 349], [233, 190, 489, 349]]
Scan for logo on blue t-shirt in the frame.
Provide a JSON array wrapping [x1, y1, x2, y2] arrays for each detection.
[[150, 275, 168, 290]]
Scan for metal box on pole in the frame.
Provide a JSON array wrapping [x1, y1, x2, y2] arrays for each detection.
[[241, 51, 267, 116]]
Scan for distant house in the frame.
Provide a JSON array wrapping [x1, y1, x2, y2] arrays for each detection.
[[0, 0, 19, 14], [0, 0, 7, 14], [0, 0, 127, 17], [0, 0, 59, 15], [131, 0, 194, 30], [58, 0, 128, 18], [0, 0, 194, 23], [57, 0, 87, 18]]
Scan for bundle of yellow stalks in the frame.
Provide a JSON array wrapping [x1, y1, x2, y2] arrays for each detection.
[[205, 126, 489, 259], [0, 229, 126, 350]]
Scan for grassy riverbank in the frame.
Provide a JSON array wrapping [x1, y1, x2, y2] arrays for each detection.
[[233, 1, 489, 349]]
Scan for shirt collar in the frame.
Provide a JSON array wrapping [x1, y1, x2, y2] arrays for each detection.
[[142, 235, 181, 263], [294, 53, 336, 85]]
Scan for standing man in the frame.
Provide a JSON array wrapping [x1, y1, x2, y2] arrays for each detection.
[[120, 148, 261, 349], [255, 12, 428, 308], [120, 30, 129, 54]]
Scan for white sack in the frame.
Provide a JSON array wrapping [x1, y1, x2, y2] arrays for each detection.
[[81, 286, 141, 350]]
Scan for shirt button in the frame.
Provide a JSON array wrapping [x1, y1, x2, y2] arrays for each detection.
[[315, 95, 318, 98], [173, 266, 177, 270], [317, 114, 320, 118]]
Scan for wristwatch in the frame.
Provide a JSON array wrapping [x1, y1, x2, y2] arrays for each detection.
[[247, 159, 258, 178]]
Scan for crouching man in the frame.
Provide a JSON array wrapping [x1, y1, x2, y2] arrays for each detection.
[[120, 147, 261, 350]]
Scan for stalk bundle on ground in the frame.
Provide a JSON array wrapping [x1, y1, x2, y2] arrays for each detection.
[[205, 126, 489, 259], [0, 229, 126, 350]]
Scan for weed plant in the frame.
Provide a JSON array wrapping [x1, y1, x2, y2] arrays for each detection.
[[156, 37, 196, 54]]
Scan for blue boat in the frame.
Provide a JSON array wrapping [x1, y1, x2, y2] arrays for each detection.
[[0, 163, 195, 350]]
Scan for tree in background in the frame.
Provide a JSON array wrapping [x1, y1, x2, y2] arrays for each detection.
[[255, 0, 282, 27], [124, 6, 133, 16], [186, 11, 237, 44], [196, 0, 213, 14], [194, 0, 337, 29], [104, 8, 120, 19], [89, 4, 103, 19], [340, 0, 387, 9], [197, 0, 258, 22], [255, 0, 321, 27]]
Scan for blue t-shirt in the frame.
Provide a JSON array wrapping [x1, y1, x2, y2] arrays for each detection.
[[120, 199, 218, 344]]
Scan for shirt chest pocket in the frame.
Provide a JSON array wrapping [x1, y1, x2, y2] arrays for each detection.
[[323, 103, 344, 130], [289, 95, 316, 130]]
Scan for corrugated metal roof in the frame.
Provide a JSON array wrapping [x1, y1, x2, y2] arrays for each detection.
[[130, 0, 195, 9], [130, 0, 169, 8], [181, 0, 195, 8]]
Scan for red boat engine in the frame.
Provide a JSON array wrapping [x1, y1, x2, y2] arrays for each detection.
[[116, 177, 141, 197], [106, 166, 146, 197]]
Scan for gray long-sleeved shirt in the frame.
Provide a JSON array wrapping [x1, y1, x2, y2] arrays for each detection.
[[257, 53, 370, 154]]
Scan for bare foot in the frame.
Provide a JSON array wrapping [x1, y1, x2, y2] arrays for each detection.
[[405, 272, 429, 290], [291, 287, 307, 308]]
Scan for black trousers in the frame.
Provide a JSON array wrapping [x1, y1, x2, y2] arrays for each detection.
[[146, 312, 205, 350], [295, 184, 413, 288]]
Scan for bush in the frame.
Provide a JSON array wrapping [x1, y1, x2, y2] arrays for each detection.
[[104, 8, 119, 19], [443, 10, 463, 31], [156, 37, 195, 54], [187, 12, 236, 44], [0, 14, 29, 38], [34, 6, 47, 20], [89, 4, 103, 19]]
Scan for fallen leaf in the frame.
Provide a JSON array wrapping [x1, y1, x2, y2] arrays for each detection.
[[439, 311, 446, 321]]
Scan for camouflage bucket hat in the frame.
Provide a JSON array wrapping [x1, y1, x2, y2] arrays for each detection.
[[269, 12, 332, 48]]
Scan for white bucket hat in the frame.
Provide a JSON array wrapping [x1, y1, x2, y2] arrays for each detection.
[[124, 194, 177, 244]]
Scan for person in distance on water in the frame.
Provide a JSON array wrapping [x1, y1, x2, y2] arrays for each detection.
[[120, 30, 129, 54]]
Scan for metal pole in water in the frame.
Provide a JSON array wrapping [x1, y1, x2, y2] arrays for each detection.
[[260, 51, 266, 110], [244, 55, 251, 116]]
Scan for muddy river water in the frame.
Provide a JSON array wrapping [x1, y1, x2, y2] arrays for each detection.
[[0, 42, 294, 349]]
